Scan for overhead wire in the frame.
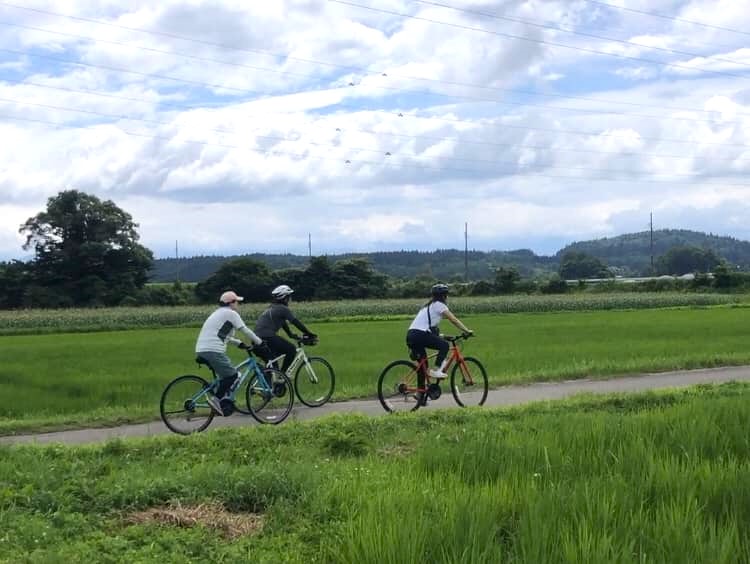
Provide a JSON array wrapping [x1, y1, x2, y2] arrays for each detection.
[[580, 0, 750, 38], [328, 0, 750, 79], [2, 97, 750, 187], [409, 0, 750, 70], [0, 1, 746, 119], [0, 72, 750, 152]]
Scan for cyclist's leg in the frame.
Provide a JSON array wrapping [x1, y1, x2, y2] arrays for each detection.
[[198, 351, 238, 398], [423, 333, 450, 372], [266, 335, 296, 373], [406, 330, 428, 392]]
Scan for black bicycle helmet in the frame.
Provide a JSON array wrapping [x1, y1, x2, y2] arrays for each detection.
[[431, 283, 449, 298]]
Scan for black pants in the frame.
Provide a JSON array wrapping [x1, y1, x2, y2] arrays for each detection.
[[406, 329, 449, 367], [257, 335, 297, 372]]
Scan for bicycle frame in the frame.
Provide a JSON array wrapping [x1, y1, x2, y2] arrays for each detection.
[[407, 338, 476, 394], [191, 354, 273, 405], [267, 346, 322, 384]]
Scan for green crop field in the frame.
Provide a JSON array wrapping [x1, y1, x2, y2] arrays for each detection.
[[0, 292, 740, 335], [2, 305, 750, 434], [1, 383, 749, 562]]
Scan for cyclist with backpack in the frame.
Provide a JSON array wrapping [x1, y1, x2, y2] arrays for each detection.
[[407, 283, 473, 379], [253, 285, 317, 373]]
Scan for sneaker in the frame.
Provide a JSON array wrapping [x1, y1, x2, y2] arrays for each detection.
[[428, 368, 447, 379], [206, 394, 224, 416]]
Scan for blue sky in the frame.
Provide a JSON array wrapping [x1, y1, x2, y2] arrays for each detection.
[[1, 0, 750, 260]]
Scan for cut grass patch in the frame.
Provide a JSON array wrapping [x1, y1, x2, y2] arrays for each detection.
[[126, 501, 264, 540]]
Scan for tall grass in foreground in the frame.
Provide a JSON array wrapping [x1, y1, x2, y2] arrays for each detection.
[[0, 384, 749, 562], [331, 386, 750, 563]]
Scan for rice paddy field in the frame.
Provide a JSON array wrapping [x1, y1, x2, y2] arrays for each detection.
[[1, 383, 749, 563], [2, 294, 750, 434]]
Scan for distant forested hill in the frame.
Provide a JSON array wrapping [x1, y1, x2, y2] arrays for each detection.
[[150, 249, 558, 282], [558, 229, 750, 274], [149, 230, 750, 283]]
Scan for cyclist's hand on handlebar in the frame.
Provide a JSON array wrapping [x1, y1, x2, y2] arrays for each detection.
[[254, 342, 272, 357], [237, 342, 249, 350], [463, 330, 474, 338]]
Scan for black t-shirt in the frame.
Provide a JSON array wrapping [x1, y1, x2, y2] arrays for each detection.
[[253, 303, 309, 338]]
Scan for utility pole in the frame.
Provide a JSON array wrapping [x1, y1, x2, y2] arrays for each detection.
[[308, 233, 312, 259], [175, 240, 180, 283], [464, 222, 469, 282], [650, 213, 654, 274]]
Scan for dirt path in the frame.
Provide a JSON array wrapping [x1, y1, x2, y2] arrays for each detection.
[[3, 365, 749, 446]]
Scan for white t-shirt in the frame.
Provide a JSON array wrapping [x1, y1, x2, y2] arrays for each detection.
[[195, 307, 261, 353], [408, 301, 449, 332]]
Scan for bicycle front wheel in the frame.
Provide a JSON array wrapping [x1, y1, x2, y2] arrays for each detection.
[[160, 374, 215, 435], [245, 368, 294, 424], [377, 360, 422, 413], [295, 356, 335, 407], [450, 357, 489, 407]]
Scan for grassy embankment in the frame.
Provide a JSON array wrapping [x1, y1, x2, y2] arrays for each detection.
[[1, 383, 749, 562]]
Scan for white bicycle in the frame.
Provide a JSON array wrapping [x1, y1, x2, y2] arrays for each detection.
[[266, 335, 335, 407]]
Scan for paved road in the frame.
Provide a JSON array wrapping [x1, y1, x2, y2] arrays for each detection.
[[2, 365, 749, 446]]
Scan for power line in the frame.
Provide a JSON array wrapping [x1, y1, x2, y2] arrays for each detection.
[[580, 0, 750, 38], [329, 0, 750, 79], [1, 21, 746, 128], [0, 2, 746, 120], [3, 103, 750, 188], [5, 76, 749, 164], [8, 77, 750, 153], [410, 0, 750, 70]]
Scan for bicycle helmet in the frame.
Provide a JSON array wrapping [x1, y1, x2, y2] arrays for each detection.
[[271, 284, 294, 301], [431, 283, 449, 298]]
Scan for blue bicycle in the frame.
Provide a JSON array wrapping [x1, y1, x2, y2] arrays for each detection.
[[160, 348, 294, 434]]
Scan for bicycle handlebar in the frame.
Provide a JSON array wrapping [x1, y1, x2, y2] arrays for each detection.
[[444, 332, 474, 343]]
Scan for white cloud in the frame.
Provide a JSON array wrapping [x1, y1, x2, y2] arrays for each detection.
[[0, 0, 749, 260]]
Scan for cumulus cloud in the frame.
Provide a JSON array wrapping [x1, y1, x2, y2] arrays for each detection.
[[0, 0, 749, 260]]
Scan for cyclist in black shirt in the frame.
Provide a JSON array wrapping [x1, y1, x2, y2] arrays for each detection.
[[253, 285, 317, 372]]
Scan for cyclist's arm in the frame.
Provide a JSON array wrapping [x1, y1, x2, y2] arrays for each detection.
[[238, 325, 263, 345], [281, 320, 297, 338], [444, 310, 471, 334]]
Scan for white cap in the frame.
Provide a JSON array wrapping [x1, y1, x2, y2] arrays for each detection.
[[219, 290, 244, 304]]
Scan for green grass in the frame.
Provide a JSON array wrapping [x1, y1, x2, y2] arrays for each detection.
[[3, 306, 750, 433], [1, 383, 749, 562], [0, 292, 740, 335]]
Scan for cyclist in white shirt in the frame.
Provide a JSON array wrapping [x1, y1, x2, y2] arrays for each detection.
[[195, 290, 270, 415], [406, 283, 473, 379]]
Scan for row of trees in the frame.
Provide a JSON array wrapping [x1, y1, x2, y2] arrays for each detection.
[[0, 189, 742, 309]]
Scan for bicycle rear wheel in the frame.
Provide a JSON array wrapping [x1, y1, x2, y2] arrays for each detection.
[[160, 374, 215, 434], [294, 356, 335, 407], [377, 360, 423, 413], [245, 368, 294, 424], [450, 357, 488, 407]]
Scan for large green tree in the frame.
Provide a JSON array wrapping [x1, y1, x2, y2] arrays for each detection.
[[19, 190, 153, 307], [656, 246, 722, 276], [195, 258, 273, 303], [559, 251, 611, 280]]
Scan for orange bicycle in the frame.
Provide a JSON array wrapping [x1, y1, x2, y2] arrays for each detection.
[[377, 333, 488, 413]]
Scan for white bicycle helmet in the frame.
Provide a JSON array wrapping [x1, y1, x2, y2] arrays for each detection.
[[271, 284, 294, 300]]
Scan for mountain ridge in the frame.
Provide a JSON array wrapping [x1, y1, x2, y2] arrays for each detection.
[[149, 229, 750, 282]]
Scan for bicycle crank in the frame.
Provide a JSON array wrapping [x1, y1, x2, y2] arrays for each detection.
[[427, 383, 442, 400], [219, 398, 236, 416]]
